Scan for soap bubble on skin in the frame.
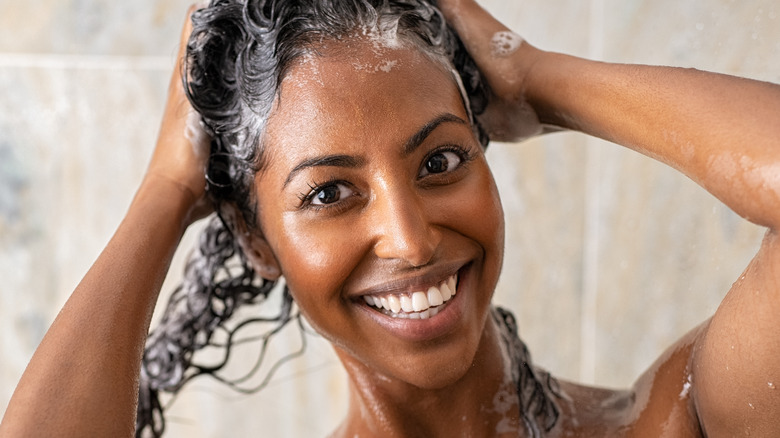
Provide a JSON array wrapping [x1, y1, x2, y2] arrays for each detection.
[[679, 373, 693, 399], [377, 59, 398, 72], [491, 30, 524, 58], [185, 108, 210, 160]]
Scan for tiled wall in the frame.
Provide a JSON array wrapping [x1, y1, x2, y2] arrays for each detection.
[[0, 0, 775, 436]]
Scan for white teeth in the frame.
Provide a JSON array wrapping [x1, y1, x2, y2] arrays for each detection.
[[411, 291, 429, 312], [440, 282, 452, 301], [361, 273, 459, 319], [427, 286, 443, 306], [388, 295, 402, 313], [400, 295, 414, 312]]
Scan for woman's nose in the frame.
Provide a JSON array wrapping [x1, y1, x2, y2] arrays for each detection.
[[370, 189, 441, 268]]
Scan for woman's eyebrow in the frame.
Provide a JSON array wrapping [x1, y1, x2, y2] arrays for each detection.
[[402, 113, 469, 156], [283, 154, 365, 188], [282, 113, 468, 188]]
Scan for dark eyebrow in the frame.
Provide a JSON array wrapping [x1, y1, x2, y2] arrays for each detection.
[[402, 113, 469, 157], [282, 113, 468, 188], [283, 154, 365, 188]]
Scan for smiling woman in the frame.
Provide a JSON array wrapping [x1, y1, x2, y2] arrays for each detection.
[[1, 0, 780, 437], [138, 1, 558, 436]]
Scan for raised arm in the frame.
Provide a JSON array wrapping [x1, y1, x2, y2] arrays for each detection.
[[438, 0, 780, 434], [440, 0, 780, 231], [0, 10, 209, 437]]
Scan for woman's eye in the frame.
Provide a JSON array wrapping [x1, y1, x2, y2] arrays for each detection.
[[311, 183, 354, 206], [421, 150, 462, 176]]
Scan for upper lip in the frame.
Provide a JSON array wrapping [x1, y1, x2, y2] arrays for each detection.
[[347, 261, 467, 299]]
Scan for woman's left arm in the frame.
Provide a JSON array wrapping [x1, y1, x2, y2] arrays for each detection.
[[438, 1, 780, 433], [523, 52, 780, 438], [514, 42, 780, 438], [442, 0, 780, 228], [524, 53, 780, 230]]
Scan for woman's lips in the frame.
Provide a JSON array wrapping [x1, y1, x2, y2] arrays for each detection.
[[354, 266, 469, 342], [361, 274, 457, 319]]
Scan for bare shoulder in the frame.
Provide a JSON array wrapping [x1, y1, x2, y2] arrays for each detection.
[[692, 231, 780, 437], [547, 231, 780, 437], [552, 323, 707, 437]]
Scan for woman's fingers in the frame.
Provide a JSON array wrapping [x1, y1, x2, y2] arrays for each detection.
[[147, 6, 213, 220], [437, 0, 546, 142]]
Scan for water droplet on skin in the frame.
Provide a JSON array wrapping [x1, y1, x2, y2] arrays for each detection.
[[748, 402, 755, 409], [769, 382, 776, 389]]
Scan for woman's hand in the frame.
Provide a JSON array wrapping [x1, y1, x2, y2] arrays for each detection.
[[146, 5, 212, 224], [436, 0, 549, 142]]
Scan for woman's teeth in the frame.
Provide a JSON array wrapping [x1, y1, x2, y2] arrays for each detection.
[[362, 274, 457, 319]]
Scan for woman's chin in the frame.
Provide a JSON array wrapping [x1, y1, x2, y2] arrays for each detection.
[[336, 340, 480, 392]]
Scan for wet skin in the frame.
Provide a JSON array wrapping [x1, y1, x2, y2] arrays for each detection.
[[255, 40, 505, 389], [246, 41, 727, 437], [250, 41, 516, 436]]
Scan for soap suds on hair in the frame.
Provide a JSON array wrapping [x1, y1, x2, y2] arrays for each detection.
[[451, 68, 474, 124], [491, 31, 524, 58], [363, 13, 403, 50]]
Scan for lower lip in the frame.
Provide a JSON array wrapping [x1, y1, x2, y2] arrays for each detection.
[[355, 265, 470, 342]]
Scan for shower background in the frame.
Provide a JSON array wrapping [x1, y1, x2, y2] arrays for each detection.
[[1, 0, 777, 435]]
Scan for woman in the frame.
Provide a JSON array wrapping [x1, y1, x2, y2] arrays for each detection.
[[2, 0, 779, 436]]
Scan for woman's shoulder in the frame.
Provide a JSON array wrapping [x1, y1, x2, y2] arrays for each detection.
[[550, 322, 707, 437]]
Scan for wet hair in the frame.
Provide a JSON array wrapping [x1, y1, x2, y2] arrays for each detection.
[[135, 1, 557, 437]]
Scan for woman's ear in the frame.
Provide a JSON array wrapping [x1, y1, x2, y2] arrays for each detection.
[[222, 204, 281, 281], [240, 233, 281, 281]]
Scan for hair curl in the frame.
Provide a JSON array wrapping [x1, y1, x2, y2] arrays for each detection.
[[135, 1, 556, 437]]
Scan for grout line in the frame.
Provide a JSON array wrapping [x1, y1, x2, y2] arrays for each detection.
[[580, 0, 605, 386], [0, 53, 174, 71]]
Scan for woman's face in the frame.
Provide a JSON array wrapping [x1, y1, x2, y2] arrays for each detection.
[[254, 40, 505, 389]]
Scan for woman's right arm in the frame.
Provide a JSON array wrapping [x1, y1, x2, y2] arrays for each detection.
[[0, 9, 209, 437]]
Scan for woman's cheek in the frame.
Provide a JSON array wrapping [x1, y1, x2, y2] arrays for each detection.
[[274, 213, 362, 300]]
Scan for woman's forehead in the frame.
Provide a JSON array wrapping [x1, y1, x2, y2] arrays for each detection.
[[261, 41, 467, 168]]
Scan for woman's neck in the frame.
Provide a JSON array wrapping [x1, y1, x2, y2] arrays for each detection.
[[331, 311, 531, 437]]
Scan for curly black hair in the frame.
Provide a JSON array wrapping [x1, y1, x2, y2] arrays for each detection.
[[135, 1, 557, 437]]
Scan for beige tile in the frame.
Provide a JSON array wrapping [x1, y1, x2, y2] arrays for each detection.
[[602, 0, 780, 81], [480, 0, 592, 56], [0, 0, 195, 56]]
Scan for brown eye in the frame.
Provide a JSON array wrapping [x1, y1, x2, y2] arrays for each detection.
[[421, 151, 461, 176], [311, 183, 353, 205]]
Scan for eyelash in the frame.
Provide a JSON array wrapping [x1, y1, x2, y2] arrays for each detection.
[[296, 176, 349, 210], [296, 144, 476, 212], [419, 144, 476, 179]]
